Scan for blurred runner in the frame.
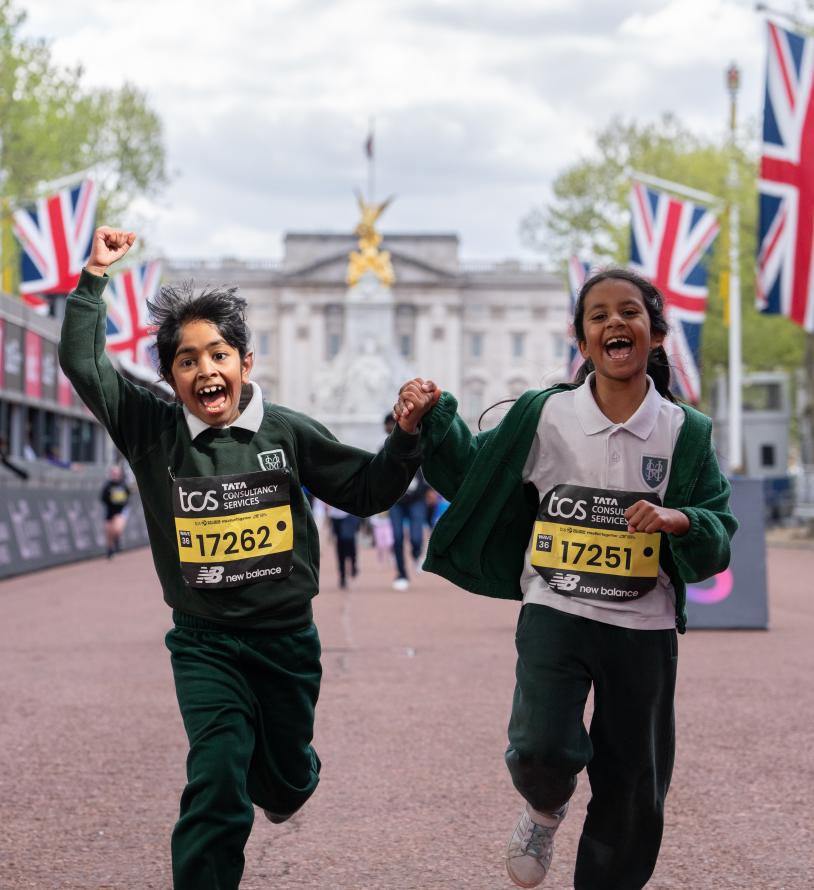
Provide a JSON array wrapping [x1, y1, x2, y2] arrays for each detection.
[[100, 464, 131, 558]]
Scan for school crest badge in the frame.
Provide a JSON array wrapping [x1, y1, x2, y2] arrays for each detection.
[[641, 456, 668, 489], [257, 449, 287, 471]]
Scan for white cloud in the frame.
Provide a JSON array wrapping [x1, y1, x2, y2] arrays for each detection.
[[20, 0, 780, 261]]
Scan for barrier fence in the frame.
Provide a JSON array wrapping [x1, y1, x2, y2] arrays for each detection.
[[0, 481, 150, 579], [0, 478, 770, 631]]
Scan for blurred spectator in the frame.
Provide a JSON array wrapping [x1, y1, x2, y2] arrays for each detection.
[[426, 487, 450, 528], [370, 511, 394, 563], [327, 505, 361, 589], [44, 446, 72, 469], [383, 413, 428, 591]]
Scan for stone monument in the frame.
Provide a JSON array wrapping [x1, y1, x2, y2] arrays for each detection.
[[312, 193, 413, 450]]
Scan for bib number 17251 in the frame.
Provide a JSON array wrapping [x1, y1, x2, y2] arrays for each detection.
[[558, 539, 634, 571]]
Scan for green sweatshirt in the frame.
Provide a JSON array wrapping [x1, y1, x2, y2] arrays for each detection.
[[419, 388, 738, 633], [59, 270, 423, 630]]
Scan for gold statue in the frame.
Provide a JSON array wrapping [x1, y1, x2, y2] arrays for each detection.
[[346, 190, 396, 288]]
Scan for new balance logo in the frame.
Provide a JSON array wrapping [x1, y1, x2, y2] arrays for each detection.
[[548, 572, 580, 592], [196, 565, 224, 584]]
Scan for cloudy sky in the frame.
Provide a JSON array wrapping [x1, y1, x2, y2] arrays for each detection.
[[22, 0, 797, 263]]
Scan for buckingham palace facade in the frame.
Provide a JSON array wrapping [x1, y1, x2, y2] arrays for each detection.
[[168, 232, 570, 442]]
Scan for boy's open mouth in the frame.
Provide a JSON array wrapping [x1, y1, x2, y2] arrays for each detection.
[[197, 384, 227, 413], [604, 336, 633, 361]]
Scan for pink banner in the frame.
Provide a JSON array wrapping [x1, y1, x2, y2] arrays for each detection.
[[24, 330, 42, 399], [57, 365, 74, 407]]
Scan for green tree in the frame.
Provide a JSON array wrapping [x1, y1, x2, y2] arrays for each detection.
[[520, 113, 805, 409], [0, 0, 167, 287]]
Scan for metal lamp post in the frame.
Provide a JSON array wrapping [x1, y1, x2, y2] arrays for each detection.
[[726, 62, 743, 473]]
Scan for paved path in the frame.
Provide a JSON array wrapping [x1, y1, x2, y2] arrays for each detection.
[[0, 537, 811, 889]]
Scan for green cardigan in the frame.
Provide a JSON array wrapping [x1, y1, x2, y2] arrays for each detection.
[[420, 388, 738, 633]]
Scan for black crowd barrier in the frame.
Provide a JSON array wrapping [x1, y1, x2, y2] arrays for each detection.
[[0, 480, 150, 579]]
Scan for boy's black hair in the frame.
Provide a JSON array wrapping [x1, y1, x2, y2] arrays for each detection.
[[147, 281, 250, 381], [572, 267, 677, 403]]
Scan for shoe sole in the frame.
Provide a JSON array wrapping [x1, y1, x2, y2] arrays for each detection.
[[505, 859, 545, 889]]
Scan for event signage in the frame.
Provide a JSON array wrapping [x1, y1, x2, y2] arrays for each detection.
[[3, 322, 23, 393], [685, 478, 769, 629], [57, 366, 74, 408], [24, 330, 42, 399], [0, 483, 149, 578], [41, 340, 58, 403]]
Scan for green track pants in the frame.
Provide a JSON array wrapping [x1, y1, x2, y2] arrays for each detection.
[[166, 613, 321, 890]]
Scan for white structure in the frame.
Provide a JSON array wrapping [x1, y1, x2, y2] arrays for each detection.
[[168, 232, 570, 448]]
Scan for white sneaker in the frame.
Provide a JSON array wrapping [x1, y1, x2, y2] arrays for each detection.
[[505, 802, 568, 888], [392, 577, 409, 591]]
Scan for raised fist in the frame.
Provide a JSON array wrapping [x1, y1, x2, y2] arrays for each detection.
[[86, 226, 136, 275]]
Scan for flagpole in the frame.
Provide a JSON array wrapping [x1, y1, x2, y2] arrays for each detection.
[[629, 170, 722, 207], [367, 117, 375, 203], [0, 133, 11, 296], [726, 62, 743, 473], [30, 167, 96, 199]]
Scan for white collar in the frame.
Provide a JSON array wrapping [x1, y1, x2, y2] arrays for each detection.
[[574, 373, 662, 440], [183, 381, 264, 439]]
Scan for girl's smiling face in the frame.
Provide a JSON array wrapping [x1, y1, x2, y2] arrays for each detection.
[[578, 278, 664, 384], [168, 319, 253, 427]]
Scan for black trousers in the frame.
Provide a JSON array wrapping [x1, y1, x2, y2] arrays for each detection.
[[331, 518, 358, 584], [505, 603, 677, 890]]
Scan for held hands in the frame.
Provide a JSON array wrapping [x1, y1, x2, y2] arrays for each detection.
[[624, 501, 690, 536], [393, 378, 441, 434], [85, 226, 136, 276]]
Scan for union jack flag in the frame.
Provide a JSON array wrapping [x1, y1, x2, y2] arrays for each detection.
[[12, 178, 98, 297], [104, 260, 162, 371], [567, 256, 591, 379], [757, 21, 814, 332], [629, 181, 720, 404]]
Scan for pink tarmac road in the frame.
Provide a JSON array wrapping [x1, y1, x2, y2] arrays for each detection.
[[0, 538, 811, 889]]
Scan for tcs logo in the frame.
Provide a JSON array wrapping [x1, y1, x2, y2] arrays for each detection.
[[546, 490, 587, 521], [178, 485, 219, 512]]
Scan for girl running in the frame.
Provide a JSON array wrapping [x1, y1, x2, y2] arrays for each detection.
[[397, 268, 737, 890]]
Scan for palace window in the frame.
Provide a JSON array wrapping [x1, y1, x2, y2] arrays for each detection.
[[325, 305, 343, 359], [395, 305, 416, 359]]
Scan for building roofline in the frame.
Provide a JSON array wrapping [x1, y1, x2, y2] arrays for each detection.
[[284, 231, 460, 241]]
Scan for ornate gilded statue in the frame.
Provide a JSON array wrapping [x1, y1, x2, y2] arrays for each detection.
[[346, 190, 396, 288]]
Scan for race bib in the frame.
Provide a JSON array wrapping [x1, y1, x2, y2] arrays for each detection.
[[108, 486, 128, 505], [173, 468, 293, 589], [531, 484, 662, 601]]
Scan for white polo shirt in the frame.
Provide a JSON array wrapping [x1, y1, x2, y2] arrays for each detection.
[[520, 374, 685, 630]]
